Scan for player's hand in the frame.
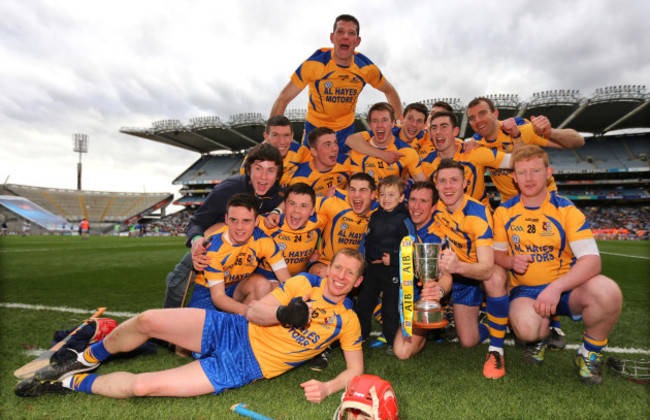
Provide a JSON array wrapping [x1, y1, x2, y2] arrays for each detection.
[[382, 252, 391, 266], [533, 284, 561, 318], [531, 115, 551, 138], [380, 150, 403, 165], [300, 379, 328, 403], [264, 213, 281, 229], [191, 236, 209, 271], [463, 140, 482, 153], [500, 118, 522, 138], [511, 254, 533, 274], [420, 280, 442, 301], [309, 249, 320, 262], [439, 249, 461, 274], [325, 185, 337, 198]]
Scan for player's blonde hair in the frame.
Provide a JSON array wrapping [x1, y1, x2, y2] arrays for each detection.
[[510, 145, 549, 169], [331, 248, 365, 277]]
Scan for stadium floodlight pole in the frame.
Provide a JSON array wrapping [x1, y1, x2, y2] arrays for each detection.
[[73, 133, 88, 191]]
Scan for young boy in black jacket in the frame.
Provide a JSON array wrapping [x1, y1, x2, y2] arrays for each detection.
[[355, 175, 414, 355]]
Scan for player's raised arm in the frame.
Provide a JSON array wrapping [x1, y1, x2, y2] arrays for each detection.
[[530, 115, 585, 149], [377, 79, 403, 121], [270, 81, 303, 118], [345, 131, 404, 164]]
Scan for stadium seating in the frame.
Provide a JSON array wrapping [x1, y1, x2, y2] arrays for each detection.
[[173, 154, 244, 185], [0, 184, 171, 226]]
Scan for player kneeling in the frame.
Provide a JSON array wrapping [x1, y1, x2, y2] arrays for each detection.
[[493, 145, 622, 384]]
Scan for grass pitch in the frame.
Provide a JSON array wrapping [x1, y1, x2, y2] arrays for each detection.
[[1, 236, 648, 419]]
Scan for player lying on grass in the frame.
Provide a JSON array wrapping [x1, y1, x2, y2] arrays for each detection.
[[492, 145, 622, 385], [15, 248, 366, 402]]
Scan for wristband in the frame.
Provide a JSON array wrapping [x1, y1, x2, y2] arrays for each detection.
[[271, 208, 283, 216]]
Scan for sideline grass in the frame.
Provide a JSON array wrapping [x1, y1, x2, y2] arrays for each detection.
[[1, 236, 648, 419]]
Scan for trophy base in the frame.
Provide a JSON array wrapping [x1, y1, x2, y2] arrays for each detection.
[[413, 307, 448, 330]]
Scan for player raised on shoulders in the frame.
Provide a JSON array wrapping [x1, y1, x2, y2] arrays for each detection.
[[270, 14, 402, 161]]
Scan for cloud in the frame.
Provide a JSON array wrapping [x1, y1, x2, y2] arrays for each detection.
[[1, 0, 647, 214]]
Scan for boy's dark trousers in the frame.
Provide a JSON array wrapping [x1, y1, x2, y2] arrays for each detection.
[[355, 262, 401, 346]]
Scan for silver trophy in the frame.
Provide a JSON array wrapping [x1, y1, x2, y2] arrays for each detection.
[[413, 243, 447, 329]]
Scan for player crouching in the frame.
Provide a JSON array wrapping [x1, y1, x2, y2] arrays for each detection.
[[493, 145, 622, 384]]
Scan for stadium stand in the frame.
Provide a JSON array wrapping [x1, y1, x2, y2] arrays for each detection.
[[0, 184, 173, 234]]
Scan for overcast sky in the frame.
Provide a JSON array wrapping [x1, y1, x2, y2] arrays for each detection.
[[1, 0, 648, 212]]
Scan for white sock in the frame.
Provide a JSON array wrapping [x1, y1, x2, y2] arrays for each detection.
[[76, 349, 96, 367], [488, 345, 504, 355], [61, 376, 73, 389]]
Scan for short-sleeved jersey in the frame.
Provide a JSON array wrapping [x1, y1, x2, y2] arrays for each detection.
[[198, 226, 286, 290], [493, 191, 596, 287], [434, 195, 494, 263], [315, 195, 373, 264], [290, 159, 351, 198], [248, 273, 362, 378], [388, 125, 431, 158], [422, 143, 507, 208], [291, 48, 385, 132], [349, 133, 424, 185], [259, 213, 326, 275], [239, 142, 310, 189], [472, 118, 556, 202]]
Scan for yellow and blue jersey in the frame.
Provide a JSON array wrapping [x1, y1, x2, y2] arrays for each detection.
[[493, 191, 596, 287], [472, 118, 556, 202], [434, 195, 494, 263], [422, 143, 507, 208], [248, 273, 362, 378], [315, 195, 374, 264], [290, 159, 351, 197], [415, 218, 444, 244], [259, 213, 326, 275], [198, 226, 286, 290], [349, 134, 424, 185], [291, 48, 385, 131]]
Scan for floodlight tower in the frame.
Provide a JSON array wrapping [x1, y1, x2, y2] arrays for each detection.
[[73, 133, 88, 191]]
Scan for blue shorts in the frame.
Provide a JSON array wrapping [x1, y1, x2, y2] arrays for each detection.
[[197, 310, 264, 395], [253, 266, 278, 282], [188, 284, 236, 311], [452, 276, 484, 307], [510, 284, 581, 321], [302, 120, 355, 163]]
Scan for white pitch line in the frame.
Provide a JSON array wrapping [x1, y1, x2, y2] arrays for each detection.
[[600, 251, 650, 260], [369, 331, 650, 355], [0, 302, 138, 318]]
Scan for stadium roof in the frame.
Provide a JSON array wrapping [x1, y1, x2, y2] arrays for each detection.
[[120, 85, 650, 154]]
